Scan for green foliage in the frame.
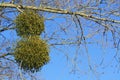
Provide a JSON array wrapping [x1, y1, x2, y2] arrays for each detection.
[[15, 10, 44, 37], [14, 10, 50, 72], [14, 36, 50, 72]]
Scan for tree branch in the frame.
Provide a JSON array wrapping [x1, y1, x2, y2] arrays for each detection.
[[0, 53, 12, 58], [0, 27, 15, 32], [0, 3, 120, 24]]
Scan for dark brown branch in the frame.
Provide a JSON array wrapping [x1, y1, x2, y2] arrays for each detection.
[[0, 53, 12, 58], [0, 27, 15, 32]]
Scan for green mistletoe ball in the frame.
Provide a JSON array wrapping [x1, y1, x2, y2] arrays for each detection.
[[15, 10, 44, 37], [14, 36, 49, 72]]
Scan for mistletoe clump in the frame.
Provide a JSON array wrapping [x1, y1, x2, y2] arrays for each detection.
[[14, 36, 50, 72], [15, 10, 44, 37], [14, 10, 50, 73]]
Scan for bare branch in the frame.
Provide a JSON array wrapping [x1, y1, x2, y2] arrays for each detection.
[[0, 53, 12, 58], [0, 27, 15, 32], [0, 3, 120, 24]]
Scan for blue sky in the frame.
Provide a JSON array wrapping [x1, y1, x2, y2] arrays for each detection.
[[39, 15, 120, 80], [39, 44, 118, 80], [40, 42, 120, 80]]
